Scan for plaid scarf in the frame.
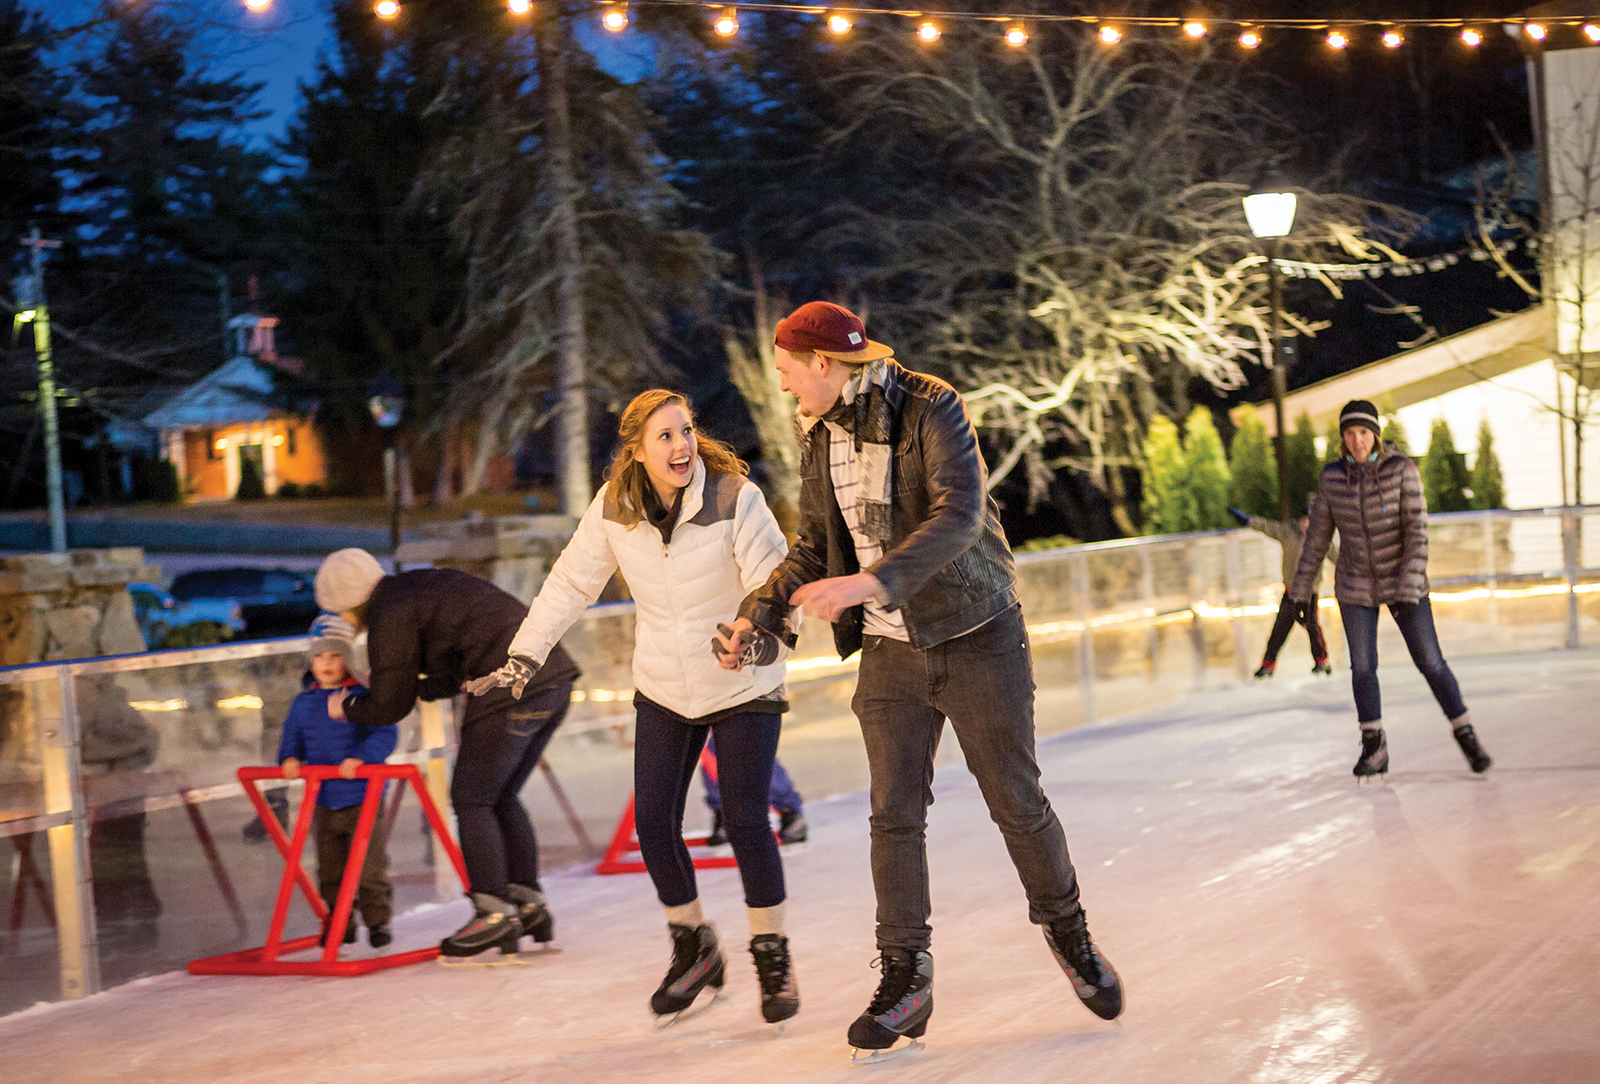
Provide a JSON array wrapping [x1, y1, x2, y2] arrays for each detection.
[[820, 358, 894, 545]]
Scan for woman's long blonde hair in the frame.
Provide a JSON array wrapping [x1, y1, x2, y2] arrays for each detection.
[[605, 390, 747, 527]]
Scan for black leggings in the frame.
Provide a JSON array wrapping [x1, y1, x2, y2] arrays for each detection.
[[1263, 591, 1327, 663], [450, 682, 572, 898], [633, 699, 785, 910]]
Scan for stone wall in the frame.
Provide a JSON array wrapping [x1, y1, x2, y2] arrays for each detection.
[[395, 515, 580, 605], [0, 549, 156, 796]]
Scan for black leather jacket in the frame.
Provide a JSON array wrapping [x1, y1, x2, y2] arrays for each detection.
[[740, 360, 1018, 656]]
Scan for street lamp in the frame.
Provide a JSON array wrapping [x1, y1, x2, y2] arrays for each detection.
[[368, 372, 406, 561], [1244, 169, 1298, 521]]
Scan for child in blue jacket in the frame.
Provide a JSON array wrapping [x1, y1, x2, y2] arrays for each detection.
[[277, 625, 398, 948]]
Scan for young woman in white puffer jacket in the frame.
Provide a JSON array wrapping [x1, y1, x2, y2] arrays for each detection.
[[469, 389, 799, 1026]]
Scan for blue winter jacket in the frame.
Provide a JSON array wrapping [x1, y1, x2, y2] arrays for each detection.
[[276, 680, 398, 810]]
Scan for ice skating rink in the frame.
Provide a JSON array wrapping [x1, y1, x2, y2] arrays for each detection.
[[4, 647, 1599, 1084]]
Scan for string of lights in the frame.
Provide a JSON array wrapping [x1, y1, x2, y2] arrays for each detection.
[[235, 0, 1600, 51], [1277, 236, 1533, 282]]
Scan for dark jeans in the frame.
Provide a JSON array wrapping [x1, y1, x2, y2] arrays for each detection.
[[634, 699, 785, 910], [854, 603, 1081, 952], [450, 682, 572, 898], [1264, 591, 1327, 663], [1338, 596, 1468, 725], [701, 734, 803, 814], [313, 803, 392, 927]]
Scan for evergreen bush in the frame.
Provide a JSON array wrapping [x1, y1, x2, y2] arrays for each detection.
[[1227, 412, 1277, 518], [1470, 419, 1506, 510], [1183, 407, 1232, 531], [1141, 414, 1189, 535], [1284, 414, 1320, 518], [1423, 418, 1472, 512]]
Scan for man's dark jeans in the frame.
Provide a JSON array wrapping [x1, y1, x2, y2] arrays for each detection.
[[450, 682, 572, 898], [1338, 596, 1468, 725], [853, 603, 1081, 952]]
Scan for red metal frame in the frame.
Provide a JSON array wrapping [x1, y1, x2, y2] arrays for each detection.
[[597, 748, 770, 875], [188, 764, 469, 977]]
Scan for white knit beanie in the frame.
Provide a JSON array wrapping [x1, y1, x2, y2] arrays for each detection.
[[314, 548, 386, 613]]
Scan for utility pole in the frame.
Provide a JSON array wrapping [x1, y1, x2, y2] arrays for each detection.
[[15, 226, 66, 553]]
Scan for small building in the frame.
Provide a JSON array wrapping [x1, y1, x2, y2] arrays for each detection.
[[144, 314, 325, 500]]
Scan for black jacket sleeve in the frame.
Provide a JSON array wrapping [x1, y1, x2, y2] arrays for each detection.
[[343, 597, 423, 729]]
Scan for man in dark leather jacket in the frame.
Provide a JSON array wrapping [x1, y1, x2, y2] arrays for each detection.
[[719, 302, 1124, 1052]]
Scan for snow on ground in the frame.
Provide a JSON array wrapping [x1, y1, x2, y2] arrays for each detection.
[[4, 648, 1599, 1084]]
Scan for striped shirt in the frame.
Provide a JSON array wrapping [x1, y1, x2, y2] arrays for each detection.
[[825, 421, 909, 641]]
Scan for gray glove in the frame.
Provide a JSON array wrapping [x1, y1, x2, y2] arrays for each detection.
[[462, 655, 538, 699], [710, 623, 781, 668]]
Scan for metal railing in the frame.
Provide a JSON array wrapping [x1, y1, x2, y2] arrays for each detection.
[[3, 504, 1598, 1011]]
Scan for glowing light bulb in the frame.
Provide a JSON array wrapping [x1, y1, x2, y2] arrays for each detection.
[[244, 0, 270, 12], [713, 8, 738, 36], [1524, 22, 1546, 42], [1098, 25, 1122, 45], [1004, 25, 1027, 47], [827, 14, 851, 35], [1239, 28, 1262, 49], [1382, 30, 1403, 49], [374, 0, 398, 18], [1460, 27, 1482, 47], [602, 4, 628, 31], [1183, 21, 1206, 39], [1585, 24, 1600, 44], [508, 0, 531, 13], [917, 21, 940, 43], [1326, 30, 1348, 49]]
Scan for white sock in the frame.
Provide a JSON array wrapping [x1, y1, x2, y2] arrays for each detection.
[[748, 902, 786, 937], [1359, 719, 1383, 731], [1449, 711, 1471, 730], [664, 899, 704, 928]]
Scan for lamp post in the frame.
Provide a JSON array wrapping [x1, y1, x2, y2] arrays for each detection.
[[15, 226, 66, 553], [368, 372, 406, 561], [1243, 174, 1298, 522]]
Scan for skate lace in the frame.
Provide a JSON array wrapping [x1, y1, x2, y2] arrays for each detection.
[[1053, 922, 1102, 984], [866, 953, 914, 1015], [752, 940, 791, 996]]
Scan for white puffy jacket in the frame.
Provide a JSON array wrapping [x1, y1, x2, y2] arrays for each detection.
[[508, 460, 789, 720]]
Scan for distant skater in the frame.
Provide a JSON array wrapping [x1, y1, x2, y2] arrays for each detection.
[[1291, 400, 1491, 778], [1230, 505, 1337, 678]]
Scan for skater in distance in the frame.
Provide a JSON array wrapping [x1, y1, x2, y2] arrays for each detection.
[[275, 623, 396, 950], [1227, 502, 1337, 679], [313, 549, 580, 960], [717, 301, 1124, 1059], [1290, 400, 1492, 779], [469, 389, 801, 1027]]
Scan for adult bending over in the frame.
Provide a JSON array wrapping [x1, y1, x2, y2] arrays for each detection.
[[1290, 399, 1491, 778], [718, 301, 1124, 1058], [313, 549, 580, 958], [469, 390, 800, 1026]]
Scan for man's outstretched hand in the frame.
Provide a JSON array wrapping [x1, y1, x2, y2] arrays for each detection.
[[462, 656, 538, 698], [790, 573, 883, 623]]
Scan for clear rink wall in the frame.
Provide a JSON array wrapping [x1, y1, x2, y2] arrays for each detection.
[[2, 505, 1599, 1014]]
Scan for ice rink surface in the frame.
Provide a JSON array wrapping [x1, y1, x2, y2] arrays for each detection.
[[4, 648, 1598, 1084]]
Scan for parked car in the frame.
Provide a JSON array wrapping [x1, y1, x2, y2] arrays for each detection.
[[128, 583, 246, 650], [167, 567, 320, 638]]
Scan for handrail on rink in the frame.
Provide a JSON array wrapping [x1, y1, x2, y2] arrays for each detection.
[[187, 764, 470, 977]]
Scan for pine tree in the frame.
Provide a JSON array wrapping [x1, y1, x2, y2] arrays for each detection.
[[1228, 411, 1277, 518], [1470, 418, 1506, 510], [1324, 417, 1346, 462], [0, 1, 62, 247], [1141, 415, 1189, 535], [1183, 408, 1232, 531], [1285, 414, 1321, 518], [1423, 418, 1471, 512]]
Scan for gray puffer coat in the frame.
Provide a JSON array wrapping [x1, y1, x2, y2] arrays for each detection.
[[1290, 442, 1428, 607]]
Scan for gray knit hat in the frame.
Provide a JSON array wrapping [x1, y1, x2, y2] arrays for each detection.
[[307, 612, 356, 670], [1338, 399, 1382, 438], [314, 548, 385, 613]]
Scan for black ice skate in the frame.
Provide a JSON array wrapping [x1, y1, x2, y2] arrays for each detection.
[[777, 809, 808, 846], [505, 883, 555, 945], [652, 923, 726, 1024], [1452, 724, 1492, 773], [1312, 659, 1333, 676], [1253, 661, 1276, 680], [705, 811, 728, 847], [1353, 727, 1389, 780], [439, 892, 522, 964], [750, 934, 800, 1025], [1043, 911, 1124, 1021], [847, 949, 933, 1062]]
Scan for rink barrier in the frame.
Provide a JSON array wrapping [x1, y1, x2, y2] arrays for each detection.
[[187, 764, 469, 977], [597, 748, 766, 875]]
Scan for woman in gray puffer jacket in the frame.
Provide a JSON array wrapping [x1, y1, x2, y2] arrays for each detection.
[[1290, 399, 1491, 778]]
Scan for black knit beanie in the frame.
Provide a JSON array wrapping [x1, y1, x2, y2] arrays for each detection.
[[1338, 399, 1382, 438]]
